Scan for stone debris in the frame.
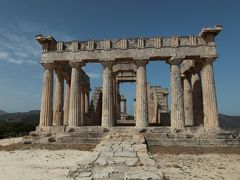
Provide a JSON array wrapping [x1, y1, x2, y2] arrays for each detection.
[[68, 133, 163, 179]]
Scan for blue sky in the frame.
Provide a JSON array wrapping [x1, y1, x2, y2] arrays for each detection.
[[0, 0, 239, 115]]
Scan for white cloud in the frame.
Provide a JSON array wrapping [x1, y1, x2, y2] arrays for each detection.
[[87, 72, 102, 79], [0, 52, 9, 59]]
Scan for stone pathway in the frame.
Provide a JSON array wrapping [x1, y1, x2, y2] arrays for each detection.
[[68, 133, 163, 179]]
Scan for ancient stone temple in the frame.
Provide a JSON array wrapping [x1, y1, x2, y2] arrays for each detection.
[[35, 25, 222, 132]]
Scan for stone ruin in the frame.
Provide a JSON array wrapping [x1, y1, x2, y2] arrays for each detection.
[[35, 25, 222, 130], [29, 25, 239, 147]]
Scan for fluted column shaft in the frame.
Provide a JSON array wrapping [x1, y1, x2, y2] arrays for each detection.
[[201, 58, 219, 128], [39, 64, 53, 127], [169, 59, 185, 129], [68, 62, 84, 127], [183, 73, 194, 126], [101, 62, 114, 127], [53, 72, 64, 126], [135, 60, 148, 127], [63, 80, 71, 125], [115, 83, 120, 120], [191, 69, 204, 126], [80, 87, 85, 125], [85, 91, 89, 113]]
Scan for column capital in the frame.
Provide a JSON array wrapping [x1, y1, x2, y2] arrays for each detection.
[[167, 57, 184, 65], [42, 63, 54, 70], [69, 61, 85, 69], [203, 57, 216, 65], [134, 59, 148, 67], [101, 60, 115, 68]]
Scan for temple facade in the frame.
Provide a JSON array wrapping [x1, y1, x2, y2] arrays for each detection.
[[35, 25, 222, 130]]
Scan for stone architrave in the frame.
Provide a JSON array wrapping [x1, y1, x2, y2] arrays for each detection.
[[39, 63, 54, 127], [63, 80, 71, 126], [53, 72, 64, 126], [101, 61, 114, 127], [68, 62, 84, 127], [135, 60, 149, 128], [183, 73, 194, 126], [201, 58, 219, 128], [169, 58, 185, 129]]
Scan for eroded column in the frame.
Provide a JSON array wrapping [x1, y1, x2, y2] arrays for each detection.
[[169, 58, 185, 129], [101, 62, 114, 127], [39, 63, 53, 127], [80, 87, 85, 125], [53, 72, 64, 126], [201, 58, 219, 128], [191, 67, 204, 126], [85, 91, 89, 114], [63, 80, 71, 126], [135, 60, 148, 128], [68, 62, 84, 127], [183, 73, 194, 126]]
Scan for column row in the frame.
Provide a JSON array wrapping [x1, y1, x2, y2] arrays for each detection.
[[169, 58, 219, 129], [39, 62, 90, 127]]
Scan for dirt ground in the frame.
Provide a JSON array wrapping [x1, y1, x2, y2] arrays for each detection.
[[0, 144, 239, 179], [150, 146, 240, 180]]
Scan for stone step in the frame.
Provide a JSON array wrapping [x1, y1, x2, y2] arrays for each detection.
[[57, 136, 101, 144]]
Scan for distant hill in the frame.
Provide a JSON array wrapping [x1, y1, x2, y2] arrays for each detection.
[[219, 113, 240, 129], [0, 109, 7, 115], [0, 110, 39, 139]]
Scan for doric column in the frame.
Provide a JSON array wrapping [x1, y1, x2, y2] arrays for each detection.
[[191, 66, 204, 126], [135, 60, 149, 128], [101, 61, 114, 127], [68, 62, 84, 127], [201, 58, 219, 128], [63, 80, 71, 126], [169, 58, 185, 129], [183, 73, 194, 126], [80, 87, 85, 125], [120, 96, 127, 114], [133, 98, 136, 120], [53, 71, 64, 126], [84, 91, 89, 113], [39, 63, 53, 127], [115, 83, 120, 120]]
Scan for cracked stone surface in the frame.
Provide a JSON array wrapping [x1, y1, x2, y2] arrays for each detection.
[[68, 133, 163, 179]]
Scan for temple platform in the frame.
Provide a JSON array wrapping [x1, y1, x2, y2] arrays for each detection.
[[25, 126, 240, 147]]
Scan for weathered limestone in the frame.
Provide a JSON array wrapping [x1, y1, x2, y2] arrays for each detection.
[[101, 62, 114, 127], [191, 68, 204, 126], [201, 58, 219, 128], [183, 73, 194, 126], [68, 62, 84, 127], [169, 58, 185, 129], [135, 60, 149, 128], [80, 88, 85, 125], [84, 92, 89, 114], [68, 133, 163, 179], [53, 72, 64, 126], [36, 25, 222, 130], [39, 64, 53, 126], [63, 80, 71, 126]]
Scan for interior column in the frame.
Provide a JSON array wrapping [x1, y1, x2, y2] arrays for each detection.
[[101, 61, 114, 127], [135, 60, 149, 128]]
